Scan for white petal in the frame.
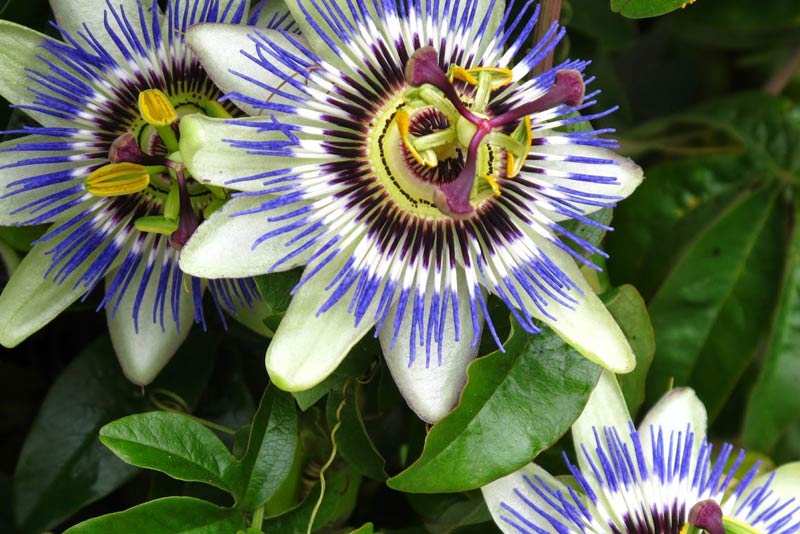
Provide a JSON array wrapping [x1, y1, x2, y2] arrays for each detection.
[[265, 258, 376, 391], [764, 462, 800, 502], [521, 234, 635, 373], [179, 114, 315, 192], [379, 275, 483, 423], [531, 144, 644, 221], [106, 264, 194, 386], [0, 21, 69, 127], [187, 24, 309, 115], [249, 0, 291, 29], [638, 387, 707, 460], [50, 0, 154, 58], [180, 194, 312, 278], [723, 462, 800, 519], [481, 463, 569, 534], [570, 370, 631, 475], [0, 240, 88, 347], [218, 0, 250, 23], [0, 135, 85, 226], [283, 0, 505, 72]]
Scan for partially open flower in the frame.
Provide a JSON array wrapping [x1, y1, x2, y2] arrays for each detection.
[[0, 0, 286, 384], [482, 372, 800, 534], [179, 0, 644, 421]]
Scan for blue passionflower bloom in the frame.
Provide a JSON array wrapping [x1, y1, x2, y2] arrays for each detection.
[[483, 372, 800, 534], [0, 0, 290, 383], [177, 0, 644, 421]]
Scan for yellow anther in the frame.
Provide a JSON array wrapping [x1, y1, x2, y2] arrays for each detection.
[[85, 162, 150, 197], [506, 116, 532, 178], [483, 174, 501, 196], [396, 109, 436, 168], [450, 65, 478, 85], [450, 65, 513, 89], [138, 89, 178, 126]]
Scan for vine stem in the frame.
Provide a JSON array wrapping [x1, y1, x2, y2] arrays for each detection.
[[306, 383, 348, 534], [533, 0, 563, 75], [149, 388, 236, 435], [251, 507, 265, 532], [764, 46, 800, 95]]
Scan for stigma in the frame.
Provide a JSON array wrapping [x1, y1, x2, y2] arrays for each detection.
[[401, 46, 586, 218]]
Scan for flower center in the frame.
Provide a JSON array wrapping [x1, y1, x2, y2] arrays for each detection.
[[85, 89, 231, 250], [369, 46, 586, 220]]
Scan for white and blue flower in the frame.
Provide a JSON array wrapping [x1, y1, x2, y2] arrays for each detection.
[[0, 0, 289, 383], [482, 372, 800, 534], [177, 0, 644, 421]]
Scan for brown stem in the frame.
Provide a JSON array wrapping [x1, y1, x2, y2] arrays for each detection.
[[533, 0, 563, 75], [764, 46, 800, 95]]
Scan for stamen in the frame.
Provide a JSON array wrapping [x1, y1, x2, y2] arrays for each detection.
[[138, 89, 178, 126], [507, 116, 532, 178], [689, 500, 725, 534], [85, 162, 150, 197], [134, 215, 180, 235], [138, 89, 179, 153], [397, 109, 437, 168]]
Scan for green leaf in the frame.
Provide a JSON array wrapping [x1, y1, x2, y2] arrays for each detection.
[[674, 0, 800, 47], [0, 225, 47, 252], [255, 268, 303, 331], [610, 94, 800, 294], [350, 523, 375, 534], [743, 209, 800, 452], [12, 337, 145, 532], [387, 321, 601, 493], [569, 0, 637, 49], [602, 285, 655, 416], [646, 186, 788, 418], [237, 386, 299, 510], [688, 93, 800, 174], [423, 496, 494, 534], [607, 155, 750, 293], [62, 497, 246, 534], [262, 466, 362, 534], [99, 412, 237, 493], [610, 0, 690, 18], [292, 336, 378, 410], [326, 384, 387, 481]]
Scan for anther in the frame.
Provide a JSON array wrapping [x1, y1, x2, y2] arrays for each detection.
[[138, 89, 180, 153], [138, 89, 178, 127], [85, 162, 150, 197]]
